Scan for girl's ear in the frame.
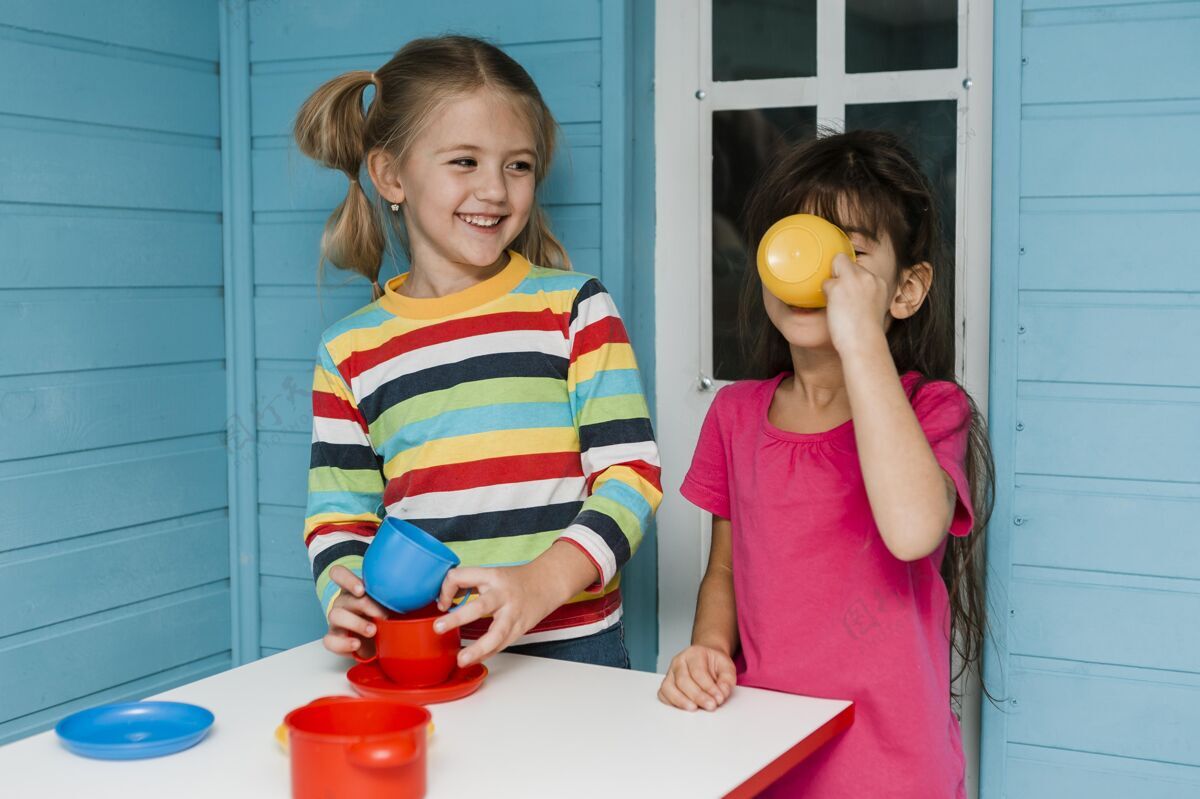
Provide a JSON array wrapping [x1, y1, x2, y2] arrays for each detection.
[[367, 148, 404, 205], [890, 261, 932, 320]]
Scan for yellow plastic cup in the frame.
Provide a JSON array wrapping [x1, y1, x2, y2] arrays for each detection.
[[756, 214, 856, 308]]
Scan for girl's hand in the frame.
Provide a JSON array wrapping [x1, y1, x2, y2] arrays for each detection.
[[658, 645, 737, 712], [822, 253, 892, 357], [432, 561, 565, 668], [322, 564, 389, 658]]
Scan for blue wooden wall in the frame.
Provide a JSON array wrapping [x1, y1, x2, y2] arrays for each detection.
[[0, 1, 231, 744], [225, 0, 659, 667], [983, 0, 1200, 794]]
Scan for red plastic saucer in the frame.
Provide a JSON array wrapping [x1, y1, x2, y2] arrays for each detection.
[[347, 661, 487, 704]]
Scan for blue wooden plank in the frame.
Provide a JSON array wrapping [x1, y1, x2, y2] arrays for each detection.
[[1, 39, 219, 136], [1013, 481, 1200, 580], [0, 294, 224, 376], [253, 291, 373, 361], [257, 363, 313, 433], [253, 217, 326, 286], [0, 210, 222, 289], [1008, 662, 1200, 767], [260, 575, 327, 651], [0, 126, 221, 211], [0, 364, 225, 461], [0, 0, 219, 61], [259, 505, 311, 580], [0, 439, 228, 551], [1018, 299, 1200, 386], [1019, 203, 1200, 292], [1023, 14, 1200, 105], [258, 437, 309, 508], [0, 652, 230, 745], [221, 0, 259, 667], [0, 514, 230, 638], [1007, 745, 1200, 798], [1020, 109, 1200, 198], [1009, 572, 1200, 673], [1015, 390, 1200, 482], [981, 0, 1025, 794], [0, 585, 230, 721], [251, 138, 600, 211], [250, 39, 600, 139], [248, 0, 601, 62]]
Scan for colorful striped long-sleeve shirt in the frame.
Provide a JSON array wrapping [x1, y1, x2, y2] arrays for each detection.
[[304, 251, 662, 644]]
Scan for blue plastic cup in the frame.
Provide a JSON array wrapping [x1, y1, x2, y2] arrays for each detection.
[[362, 518, 464, 614]]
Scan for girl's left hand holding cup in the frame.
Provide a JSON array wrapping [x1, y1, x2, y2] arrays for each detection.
[[822, 252, 892, 356], [322, 564, 389, 659]]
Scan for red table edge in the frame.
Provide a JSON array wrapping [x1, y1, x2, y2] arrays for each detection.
[[722, 702, 855, 799]]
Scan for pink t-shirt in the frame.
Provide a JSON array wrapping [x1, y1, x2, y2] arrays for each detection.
[[681, 371, 974, 799]]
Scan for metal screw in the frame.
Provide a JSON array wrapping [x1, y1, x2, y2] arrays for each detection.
[[1014, 516, 1025, 526], [1016, 422, 1025, 431], [1009, 609, 1016, 616], [962, 77, 973, 90], [1019, 247, 1026, 256], [1021, 57, 1029, 66], [1012, 699, 1019, 707], [695, 89, 707, 100], [1018, 325, 1026, 334], [698, 374, 714, 391]]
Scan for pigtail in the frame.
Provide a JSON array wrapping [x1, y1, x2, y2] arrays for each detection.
[[293, 70, 386, 284]]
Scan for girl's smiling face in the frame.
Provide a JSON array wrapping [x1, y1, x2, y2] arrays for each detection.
[[375, 89, 538, 278]]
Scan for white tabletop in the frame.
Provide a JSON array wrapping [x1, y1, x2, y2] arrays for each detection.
[[0, 642, 852, 798]]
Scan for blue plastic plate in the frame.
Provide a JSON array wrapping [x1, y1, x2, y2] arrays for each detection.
[[55, 701, 214, 760]]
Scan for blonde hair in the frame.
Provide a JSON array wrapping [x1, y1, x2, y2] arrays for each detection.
[[293, 35, 570, 285]]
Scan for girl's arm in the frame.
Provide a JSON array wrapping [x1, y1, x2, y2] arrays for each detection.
[[305, 338, 386, 615], [692, 517, 738, 655], [658, 516, 738, 711], [842, 338, 957, 561]]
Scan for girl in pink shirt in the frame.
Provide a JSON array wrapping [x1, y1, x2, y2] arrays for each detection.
[[658, 130, 994, 798]]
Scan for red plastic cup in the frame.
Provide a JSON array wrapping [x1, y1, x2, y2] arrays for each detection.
[[355, 604, 460, 688], [284, 696, 431, 799]]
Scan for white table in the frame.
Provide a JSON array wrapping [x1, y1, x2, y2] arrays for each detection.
[[0, 642, 853, 798]]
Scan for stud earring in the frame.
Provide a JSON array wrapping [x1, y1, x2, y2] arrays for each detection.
[[389, 202, 400, 212]]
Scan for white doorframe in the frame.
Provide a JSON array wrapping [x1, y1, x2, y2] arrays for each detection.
[[653, 2, 992, 796]]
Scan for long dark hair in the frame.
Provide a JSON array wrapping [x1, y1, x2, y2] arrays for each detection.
[[739, 129, 996, 700]]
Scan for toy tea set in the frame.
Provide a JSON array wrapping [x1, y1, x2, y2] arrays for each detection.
[[55, 516, 479, 799]]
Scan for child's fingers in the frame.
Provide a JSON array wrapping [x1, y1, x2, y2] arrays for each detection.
[[436, 567, 487, 611], [457, 620, 509, 668], [685, 658, 725, 709], [345, 593, 389, 620], [681, 661, 720, 711], [712, 653, 738, 700], [432, 590, 494, 635], [659, 673, 698, 711], [328, 607, 378, 639], [672, 665, 711, 711], [329, 565, 365, 597], [322, 630, 362, 656]]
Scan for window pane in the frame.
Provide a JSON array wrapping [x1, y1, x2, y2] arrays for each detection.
[[712, 107, 817, 381], [713, 0, 817, 81], [846, 0, 957, 74], [844, 99, 957, 290]]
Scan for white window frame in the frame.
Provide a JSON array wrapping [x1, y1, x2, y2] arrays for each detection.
[[654, 2, 992, 796]]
